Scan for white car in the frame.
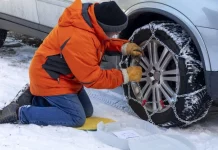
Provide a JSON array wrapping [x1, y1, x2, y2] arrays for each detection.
[[1, 0, 218, 127]]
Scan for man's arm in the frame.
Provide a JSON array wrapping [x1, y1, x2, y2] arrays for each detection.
[[104, 38, 129, 53], [62, 35, 127, 89]]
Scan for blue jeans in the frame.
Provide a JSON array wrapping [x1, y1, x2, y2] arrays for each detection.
[[19, 88, 93, 127]]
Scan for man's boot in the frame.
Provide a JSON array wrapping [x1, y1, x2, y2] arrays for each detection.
[[14, 84, 34, 107], [0, 102, 19, 123]]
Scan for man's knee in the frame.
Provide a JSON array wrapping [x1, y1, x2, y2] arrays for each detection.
[[72, 116, 86, 127]]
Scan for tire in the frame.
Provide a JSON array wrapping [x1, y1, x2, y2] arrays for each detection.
[[0, 29, 7, 48], [121, 21, 212, 127]]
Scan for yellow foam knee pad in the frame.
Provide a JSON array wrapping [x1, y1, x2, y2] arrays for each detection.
[[76, 117, 115, 131]]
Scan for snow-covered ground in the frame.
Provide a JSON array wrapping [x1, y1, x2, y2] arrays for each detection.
[[0, 35, 218, 150]]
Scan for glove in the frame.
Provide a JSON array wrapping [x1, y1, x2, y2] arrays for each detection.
[[121, 43, 143, 57], [121, 66, 142, 84]]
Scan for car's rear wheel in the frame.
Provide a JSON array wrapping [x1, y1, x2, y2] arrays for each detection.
[[0, 29, 7, 48], [121, 21, 212, 127]]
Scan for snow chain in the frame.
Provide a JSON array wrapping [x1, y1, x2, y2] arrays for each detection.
[[119, 26, 209, 127]]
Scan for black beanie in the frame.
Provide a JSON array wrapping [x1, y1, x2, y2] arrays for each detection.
[[94, 1, 128, 32]]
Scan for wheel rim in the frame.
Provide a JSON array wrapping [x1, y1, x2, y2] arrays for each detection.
[[130, 39, 180, 113]]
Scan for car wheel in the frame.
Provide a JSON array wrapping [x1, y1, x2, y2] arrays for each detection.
[[0, 29, 7, 48], [120, 21, 212, 127]]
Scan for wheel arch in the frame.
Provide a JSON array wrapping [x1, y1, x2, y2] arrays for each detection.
[[119, 2, 211, 73]]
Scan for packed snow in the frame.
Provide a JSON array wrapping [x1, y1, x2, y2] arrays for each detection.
[[0, 34, 218, 150]]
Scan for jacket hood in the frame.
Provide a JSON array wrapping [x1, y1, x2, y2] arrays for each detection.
[[58, 0, 94, 33], [58, 0, 109, 40]]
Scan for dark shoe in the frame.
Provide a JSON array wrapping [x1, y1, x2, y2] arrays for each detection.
[[14, 84, 34, 107], [0, 102, 19, 124]]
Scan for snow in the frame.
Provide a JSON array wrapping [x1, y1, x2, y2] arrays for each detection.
[[0, 35, 218, 150]]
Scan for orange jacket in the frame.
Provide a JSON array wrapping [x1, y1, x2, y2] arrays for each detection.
[[29, 0, 129, 96]]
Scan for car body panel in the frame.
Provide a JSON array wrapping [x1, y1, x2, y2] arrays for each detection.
[[114, 0, 218, 29], [198, 27, 218, 71], [0, 0, 39, 24], [36, 0, 67, 27]]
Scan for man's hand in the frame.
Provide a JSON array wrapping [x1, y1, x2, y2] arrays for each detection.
[[127, 66, 142, 82], [121, 43, 143, 57], [121, 66, 142, 84]]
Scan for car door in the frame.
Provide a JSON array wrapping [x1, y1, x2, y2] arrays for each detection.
[[0, 0, 39, 24]]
